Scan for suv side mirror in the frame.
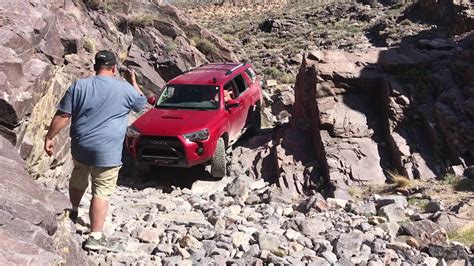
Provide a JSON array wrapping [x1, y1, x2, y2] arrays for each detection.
[[147, 96, 156, 105], [225, 99, 240, 109]]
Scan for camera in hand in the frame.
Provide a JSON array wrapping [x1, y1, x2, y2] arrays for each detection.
[[118, 66, 129, 74]]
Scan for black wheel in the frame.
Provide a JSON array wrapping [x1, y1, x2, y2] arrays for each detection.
[[211, 138, 226, 179], [248, 104, 261, 135], [134, 161, 150, 178]]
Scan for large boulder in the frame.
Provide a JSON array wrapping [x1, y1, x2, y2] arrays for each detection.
[[0, 136, 88, 264], [291, 32, 474, 198]]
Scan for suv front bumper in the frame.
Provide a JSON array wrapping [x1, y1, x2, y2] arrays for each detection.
[[127, 135, 216, 168]]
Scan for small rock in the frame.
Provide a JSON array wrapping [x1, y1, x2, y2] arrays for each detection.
[[327, 198, 348, 208], [231, 232, 251, 248], [368, 216, 388, 225], [175, 246, 191, 259], [289, 241, 304, 252], [211, 248, 230, 257], [412, 212, 433, 221], [395, 235, 419, 248], [378, 203, 406, 222], [423, 257, 439, 266], [310, 256, 330, 266], [214, 217, 226, 234], [226, 176, 250, 201], [283, 207, 293, 216], [242, 244, 260, 259], [216, 241, 232, 251], [402, 220, 449, 246], [137, 228, 163, 243], [376, 222, 400, 239], [201, 229, 216, 239], [228, 205, 242, 215], [266, 80, 278, 87], [299, 218, 331, 236], [376, 195, 408, 208], [258, 233, 282, 254], [308, 50, 324, 61], [446, 260, 467, 266], [201, 240, 216, 256], [179, 235, 202, 249], [335, 230, 363, 259], [245, 194, 261, 205], [188, 247, 205, 262], [267, 252, 289, 264], [321, 250, 337, 264], [188, 226, 202, 240], [285, 228, 302, 241], [156, 244, 173, 255], [162, 256, 182, 266], [249, 179, 266, 190], [272, 246, 289, 257], [425, 201, 444, 213], [297, 194, 328, 213], [358, 222, 372, 232], [348, 202, 377, 217], [370, 238, 386, 253], [386, 242, 410, 252]]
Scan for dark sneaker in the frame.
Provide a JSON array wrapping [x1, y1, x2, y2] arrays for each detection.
[[68, 210, 78, 223], [84, 236, 116, 252]]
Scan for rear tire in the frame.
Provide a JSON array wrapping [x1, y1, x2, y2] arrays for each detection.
[[248, 104, 261, 135], [211, 138, 226, 179]]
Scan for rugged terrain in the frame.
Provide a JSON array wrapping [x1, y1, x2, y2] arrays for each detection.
[[0, 0, 473, 264]]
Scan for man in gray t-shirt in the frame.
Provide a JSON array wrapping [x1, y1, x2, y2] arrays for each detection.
[[44, 50, 146, 251]]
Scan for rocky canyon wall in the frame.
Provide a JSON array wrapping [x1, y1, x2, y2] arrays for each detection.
[[292, 32, 474, 198], [0, 0, 237, 185]]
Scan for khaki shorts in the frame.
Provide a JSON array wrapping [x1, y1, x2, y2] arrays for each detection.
[[70, 159, 121, 198]]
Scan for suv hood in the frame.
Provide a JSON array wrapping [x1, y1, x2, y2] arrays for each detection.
[[132, 108, 221, 136]]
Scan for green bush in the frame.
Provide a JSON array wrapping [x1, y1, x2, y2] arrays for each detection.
[[192, 37, 217, 55], [164, 40, 178, 53], [132, 14, 156, 27], [280, 73, 295, 84], [263, 67, 282, 79]]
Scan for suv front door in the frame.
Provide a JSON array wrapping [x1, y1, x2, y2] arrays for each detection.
[[228, 74, 250, 141]]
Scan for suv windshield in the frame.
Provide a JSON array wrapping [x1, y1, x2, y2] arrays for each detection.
[[156, 84, 220, 110]]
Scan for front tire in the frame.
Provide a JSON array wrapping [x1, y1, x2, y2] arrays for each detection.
[[134, 161, 150, 178], [211, 138, 226, 179]]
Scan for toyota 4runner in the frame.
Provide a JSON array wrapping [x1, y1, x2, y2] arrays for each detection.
[[126, 63, 263, 178]]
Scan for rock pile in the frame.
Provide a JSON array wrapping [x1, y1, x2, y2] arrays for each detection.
[[69, 175, 473, 265]]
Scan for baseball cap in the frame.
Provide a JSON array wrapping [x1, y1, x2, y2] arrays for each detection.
[[94, 50, 117, 66]]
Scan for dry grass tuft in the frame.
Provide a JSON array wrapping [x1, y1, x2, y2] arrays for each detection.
[[387, 170, 412, 189], [449, 226, 474, 246]]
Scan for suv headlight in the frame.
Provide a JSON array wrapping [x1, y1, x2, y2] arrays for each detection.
[[126, 126, 140, 138], [183, 129, 209, 142]]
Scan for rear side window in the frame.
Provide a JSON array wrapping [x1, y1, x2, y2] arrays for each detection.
[[234, 74, 248, 94], [245, 67, 257, 83]]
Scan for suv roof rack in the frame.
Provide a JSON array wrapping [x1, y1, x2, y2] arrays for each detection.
[[225, 63, 244, 75]]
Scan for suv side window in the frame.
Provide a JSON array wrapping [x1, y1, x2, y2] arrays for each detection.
[[233, 74, 248, 94], [245, 67, 257, 83]]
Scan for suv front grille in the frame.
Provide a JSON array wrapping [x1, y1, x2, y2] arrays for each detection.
[[137, 136, 186, 166]]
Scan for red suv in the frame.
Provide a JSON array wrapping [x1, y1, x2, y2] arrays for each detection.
[[126, 63, 262, 178]]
